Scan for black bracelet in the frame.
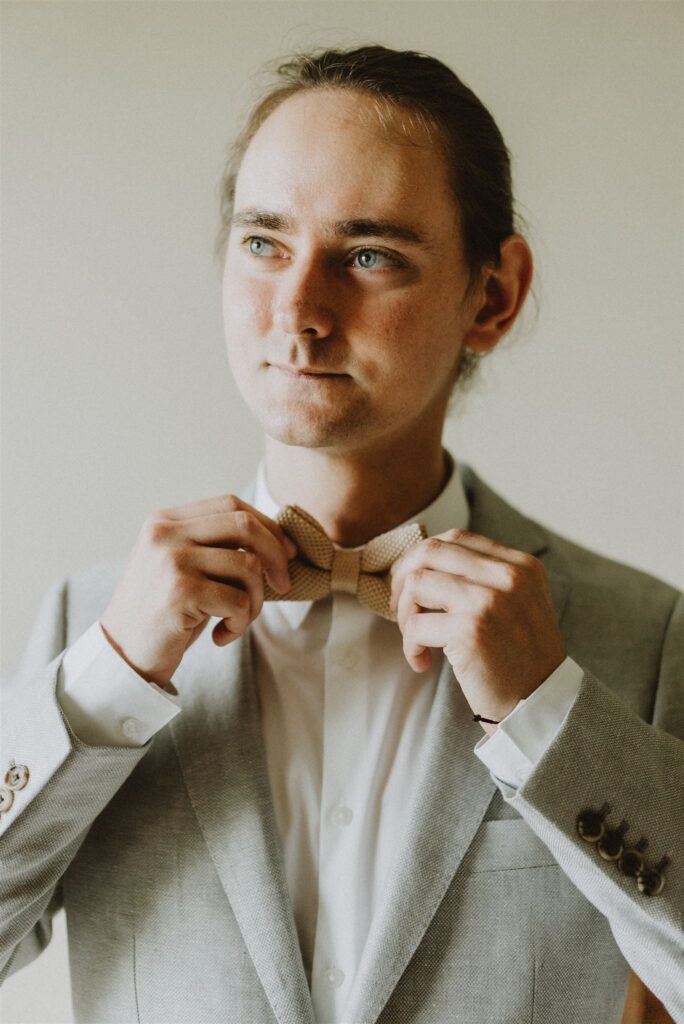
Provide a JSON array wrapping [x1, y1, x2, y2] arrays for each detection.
[[472, 714, 500, 725]]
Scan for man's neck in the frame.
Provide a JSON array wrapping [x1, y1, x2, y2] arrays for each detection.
[[263, 435, 450, 548]]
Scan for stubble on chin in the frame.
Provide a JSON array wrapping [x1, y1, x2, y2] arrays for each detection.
[[257, 391, 372, 449]]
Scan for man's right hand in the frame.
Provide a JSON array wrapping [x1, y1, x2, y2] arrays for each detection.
[[100, 495, 296, 687]]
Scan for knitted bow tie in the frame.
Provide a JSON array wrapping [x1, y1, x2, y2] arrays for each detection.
[[263, 505, 427, 621]]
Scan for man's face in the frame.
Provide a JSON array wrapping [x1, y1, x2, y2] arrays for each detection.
[[222, 88, 477, 452]]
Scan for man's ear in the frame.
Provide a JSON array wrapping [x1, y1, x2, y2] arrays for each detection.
[[462, 235, 533, 353]]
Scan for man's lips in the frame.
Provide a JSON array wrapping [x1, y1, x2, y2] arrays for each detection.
[[269, 363, 348, 379]]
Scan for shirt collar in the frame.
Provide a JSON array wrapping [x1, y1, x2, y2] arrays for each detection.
[[252, 448, 469, 628]]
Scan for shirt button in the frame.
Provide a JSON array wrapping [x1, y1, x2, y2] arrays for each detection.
[[5, 764, 29, 790], [121, 717, 145, 742], [324, 966, 345, 988], [0, 786, 14, 812], [331, 805, 353, 827]]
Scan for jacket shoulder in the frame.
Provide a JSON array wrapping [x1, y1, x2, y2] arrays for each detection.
[[542, 524, 680, 612]]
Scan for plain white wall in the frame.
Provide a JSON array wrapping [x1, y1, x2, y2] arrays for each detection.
[[1, 2, 681, 1021]]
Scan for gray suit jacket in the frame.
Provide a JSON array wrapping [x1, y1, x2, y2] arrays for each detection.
[[1, 465, 683, 1024]]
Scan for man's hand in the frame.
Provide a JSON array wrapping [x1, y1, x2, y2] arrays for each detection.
[[389, 528, 566, 728], [101, 495, 296, 687]]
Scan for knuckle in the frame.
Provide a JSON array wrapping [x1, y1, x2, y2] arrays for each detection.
[[523, 553, 543, 575], [500, 564, 521, 591], [476, 588, 498, 620], [406, 568, 426, 591], [424, 537, 442, 557], [404, 612, 421, 637], [242, 551, 262, 574], [166, 545, 188, 573], [447, 527, 469, 542], [232, 587, 250, 611], [223, 493, 242, 512], [142, 512, 172, 545], [234, 509, 255, 533], [169, 570, 194, 604]]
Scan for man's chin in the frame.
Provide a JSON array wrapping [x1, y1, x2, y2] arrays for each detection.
[[256, 405, 367, 449]]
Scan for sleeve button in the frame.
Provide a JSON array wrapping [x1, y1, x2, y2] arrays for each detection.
[[597, 819, 629, 861], [637, 856, 669, 897], [0, 786, 15, 812], [121, 717, 145, 742], [617, 837, 648, 877], [576, 803, 610, 842]]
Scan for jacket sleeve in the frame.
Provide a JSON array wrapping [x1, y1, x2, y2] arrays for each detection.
[[496, 592, 684, 1021], [0, 578, 156, 982]]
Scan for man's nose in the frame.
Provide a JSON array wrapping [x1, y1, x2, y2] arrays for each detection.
[[273, 257, 335, 339]]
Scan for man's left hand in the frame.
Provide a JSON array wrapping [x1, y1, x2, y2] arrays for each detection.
[[389, 529, 566, 727]]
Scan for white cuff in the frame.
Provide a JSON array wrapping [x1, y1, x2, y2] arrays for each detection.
[[474, 657, 584, 789], [56, 622, 181, 747]]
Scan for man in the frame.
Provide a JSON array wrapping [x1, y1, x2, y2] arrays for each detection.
[[1, 45, 682, 1024]]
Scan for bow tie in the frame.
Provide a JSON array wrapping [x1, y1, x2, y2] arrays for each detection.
[[263, 505, 427, 621]]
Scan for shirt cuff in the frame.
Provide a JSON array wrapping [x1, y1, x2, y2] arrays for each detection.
[[56, 621, 181, 748], [473, 656, 584, 789]]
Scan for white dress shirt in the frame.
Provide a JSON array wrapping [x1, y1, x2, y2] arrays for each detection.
[[56, 452, 583, 1024]]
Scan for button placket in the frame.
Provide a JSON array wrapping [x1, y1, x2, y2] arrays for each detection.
[[311, 595, 364, 1023]]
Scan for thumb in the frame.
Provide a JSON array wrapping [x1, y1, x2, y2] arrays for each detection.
[[212, 619, 238, 646]]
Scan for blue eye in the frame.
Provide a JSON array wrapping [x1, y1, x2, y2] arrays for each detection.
[[247, 236, 276, 256], [352, 248, 402, 270]]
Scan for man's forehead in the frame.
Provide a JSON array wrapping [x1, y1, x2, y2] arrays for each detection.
[[234, 89, 459, 240]]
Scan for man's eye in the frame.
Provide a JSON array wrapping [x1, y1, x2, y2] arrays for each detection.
[[243, 235, 278, 257], [351, 248, 403, 270]]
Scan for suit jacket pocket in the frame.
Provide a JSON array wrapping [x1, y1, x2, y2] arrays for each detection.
[[461, 818, 558, 872]]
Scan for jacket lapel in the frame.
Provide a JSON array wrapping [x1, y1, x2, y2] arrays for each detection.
[[342, 463, 571, 1024], [341, 654, 498, 1024], [169, 628, 315, 1024], [168, 463, 569, 1024]]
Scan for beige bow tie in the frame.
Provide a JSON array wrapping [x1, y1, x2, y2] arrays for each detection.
[[263, 505, 427, 621]]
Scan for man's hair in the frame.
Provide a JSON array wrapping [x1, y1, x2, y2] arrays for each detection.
[[215, 44, 523, 396]]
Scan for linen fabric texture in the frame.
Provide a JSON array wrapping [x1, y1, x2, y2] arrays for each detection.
[[1, 463, 682, 1024]]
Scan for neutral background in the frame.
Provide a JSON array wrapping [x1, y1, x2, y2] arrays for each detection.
[[2, 1, 682, 1021]]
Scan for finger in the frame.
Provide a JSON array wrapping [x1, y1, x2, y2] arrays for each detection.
[[432, 528, 533, 565], [403, 611, 459, 670], [193, 547, 265, 621], [181, 511, 294, 592], [390, 534, 524, 612], [395, 569, 474, 670], [395, 568, 473, 627], [192, 578, 254, 637], [161, 495, 298, 558]]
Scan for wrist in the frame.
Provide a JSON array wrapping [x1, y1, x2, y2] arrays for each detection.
[[99, 622, 177, 691]]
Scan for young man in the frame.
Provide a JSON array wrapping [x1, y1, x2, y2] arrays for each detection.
[[1, 46, 682, 1024]]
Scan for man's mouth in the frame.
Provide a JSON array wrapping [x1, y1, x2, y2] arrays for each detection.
[[270, 363, 347, 379]]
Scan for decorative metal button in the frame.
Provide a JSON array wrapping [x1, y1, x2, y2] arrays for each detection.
[[597, 819, 629, 861], [5, 763, 29, 790], [0, 786, 14, 812], [618, 838, 648, 877], [577, 804, 610, 843], [637, 856, 669, 897]]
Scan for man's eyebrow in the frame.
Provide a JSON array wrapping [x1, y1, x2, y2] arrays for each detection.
[[231, 208, 431, 246], [334, 218, 429, 246], [232, 209, 289, 232]]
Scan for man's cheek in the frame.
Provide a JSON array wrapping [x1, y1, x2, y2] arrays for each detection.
[[225, 275, 273, 335]]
